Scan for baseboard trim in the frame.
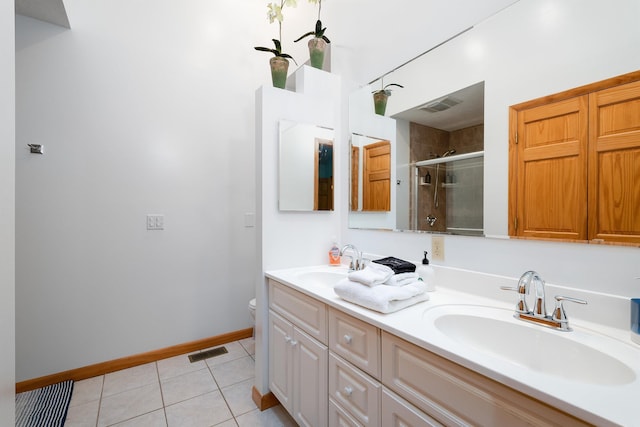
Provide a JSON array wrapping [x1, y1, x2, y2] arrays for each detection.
[[252, 386, 280, 411], [16, 328, 253, 393]]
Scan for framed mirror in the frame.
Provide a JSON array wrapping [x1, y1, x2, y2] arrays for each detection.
[[279, 120, 334, 211]]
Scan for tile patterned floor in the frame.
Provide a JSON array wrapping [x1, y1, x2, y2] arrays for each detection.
[[64, 338, 297, 427]]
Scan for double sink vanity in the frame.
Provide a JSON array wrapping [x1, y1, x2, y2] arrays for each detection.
[[265, 262, 639, 427]]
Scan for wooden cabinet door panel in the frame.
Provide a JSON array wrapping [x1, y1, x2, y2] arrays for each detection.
[[363, 140, 391, 211], [589, 80, 640, 243], [516, 96, 588, 239]]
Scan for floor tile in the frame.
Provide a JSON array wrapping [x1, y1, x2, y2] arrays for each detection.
[[220, 378, 255, 417], [203, 342, 250, 368], [66, 340, 276, 427], [63, 398, 100, 427], [109, 409, 167, 426], [69, 376, 104, 407], [103, 362, 158, 397], [235, 406, 297, 427], [238, 338, 255, 357], [97, 382, 163, 427], [165, 390, 233, 427], [210, 356, 255, 388], [157, 353, 207, 380], [160, 367, 218, 406]]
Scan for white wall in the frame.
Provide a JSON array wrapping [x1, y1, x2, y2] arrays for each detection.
[[0, 0, 15, 422], [14, 0, 277, 381], [341, 0, 640, 296]]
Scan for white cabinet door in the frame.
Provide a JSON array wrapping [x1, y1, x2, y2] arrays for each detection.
[[269, 310, 294, 413], [294, 327, 328, 427]]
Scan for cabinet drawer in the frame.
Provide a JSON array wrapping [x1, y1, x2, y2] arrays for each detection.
[[382, 387, 443, 427], [329, 398, 363, 427], [381, 331, 591, 427], [329, 353, 381, 427], [329, 308, 381, 378], [269, 279, 327, 344]]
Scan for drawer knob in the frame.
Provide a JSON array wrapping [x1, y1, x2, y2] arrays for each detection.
[[343, 334, 353, 344], [344, 386, 353, 397]]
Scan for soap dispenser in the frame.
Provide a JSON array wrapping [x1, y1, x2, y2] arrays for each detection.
[[417, 251, 436, 291], [328, 239, 341, 266]]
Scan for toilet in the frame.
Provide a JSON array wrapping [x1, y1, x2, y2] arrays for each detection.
[[248, 298, 256, 336]]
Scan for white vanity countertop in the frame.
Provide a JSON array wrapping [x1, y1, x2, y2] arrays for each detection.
[[265, 264, 640, 427]]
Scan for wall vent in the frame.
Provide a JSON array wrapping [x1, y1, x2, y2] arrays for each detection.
[[419, 96, 462, 113], [188, 346, 228, 362]]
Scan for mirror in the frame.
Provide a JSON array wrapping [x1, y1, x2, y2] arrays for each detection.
[[347, 1, 639, 238], [348, 82, 485, 236], [279, 120, 334, 211], [350, 134, 392, 212], [398, 82, 484, 235]]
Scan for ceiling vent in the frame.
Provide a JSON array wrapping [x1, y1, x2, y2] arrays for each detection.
[[419, 96, 462, 113]]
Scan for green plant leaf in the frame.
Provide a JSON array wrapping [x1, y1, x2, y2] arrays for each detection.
[[294, 31, 315, 42], [272, 39, 282, 53]]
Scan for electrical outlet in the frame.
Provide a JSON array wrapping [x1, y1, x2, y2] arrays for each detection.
[[432, 236, 445, 261], [146, 214, 164, 230]]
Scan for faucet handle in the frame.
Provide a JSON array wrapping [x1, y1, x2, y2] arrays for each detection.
[[552, 295, 587, 331], [500, 286, 529, 314]]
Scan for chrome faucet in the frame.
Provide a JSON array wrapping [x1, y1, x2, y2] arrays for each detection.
[[501, 271, 587, 331], [340, 244, 364, 271]]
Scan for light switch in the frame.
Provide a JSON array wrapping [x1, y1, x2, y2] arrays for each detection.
[[146, 214, 164, 230], [244, 213, 255, 228]]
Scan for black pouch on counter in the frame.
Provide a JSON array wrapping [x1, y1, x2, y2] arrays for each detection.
[[372, 257, 416, 274]]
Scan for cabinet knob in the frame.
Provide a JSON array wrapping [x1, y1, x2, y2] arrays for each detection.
[[284, 336, 291, 343], [290, 339, 297, 347], [344, 386, 353, 397], [343, 334, 353, 344]]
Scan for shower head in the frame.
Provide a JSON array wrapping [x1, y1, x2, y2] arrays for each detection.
[[441, 149, 457, 157]]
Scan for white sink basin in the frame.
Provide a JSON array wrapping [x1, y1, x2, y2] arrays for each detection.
[[292, 268, 348, 288], [424, 304, 636, 386]]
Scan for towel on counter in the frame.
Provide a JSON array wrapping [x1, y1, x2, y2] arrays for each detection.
[[384, 272, 419, 287], [334, 278, 429, 313], [372, 257, 416, 274], [348, 263, 394, 287]]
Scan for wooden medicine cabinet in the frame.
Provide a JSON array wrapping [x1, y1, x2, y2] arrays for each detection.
[[509, 70, 640, 246]]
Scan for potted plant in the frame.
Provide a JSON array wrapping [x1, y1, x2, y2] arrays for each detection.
[[294, 0, 330, 70], [372, 82, 404, 115], [254, 0, 298, 89]]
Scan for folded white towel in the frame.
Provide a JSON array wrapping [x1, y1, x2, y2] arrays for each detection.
[[384, 272, 419, 287], [334, 278, 429, 313], [348, 263, 394, 287]]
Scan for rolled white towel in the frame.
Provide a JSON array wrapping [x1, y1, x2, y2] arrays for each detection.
[[348, 263, 394, 287], [334, 278, 429, 313], [384, 272, 419, 287]]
